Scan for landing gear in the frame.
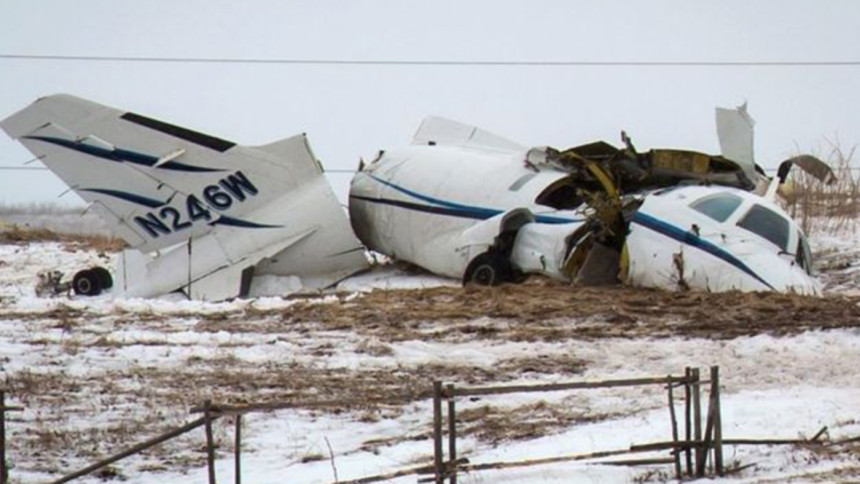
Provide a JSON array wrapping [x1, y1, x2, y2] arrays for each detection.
[[90, 266, 113, 289], [72, 266, 113, 296], [464, 252, 513, 286]]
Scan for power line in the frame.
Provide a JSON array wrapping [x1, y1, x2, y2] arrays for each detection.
[[0, 165, 364, 173], [2, 54, 860, 67], [4, 165, 860, 172]]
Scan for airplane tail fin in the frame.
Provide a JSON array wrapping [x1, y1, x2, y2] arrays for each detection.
[[1, 94, 328, 253], [2, 94, 369, 300]]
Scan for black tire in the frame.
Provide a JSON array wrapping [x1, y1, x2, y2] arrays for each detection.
[[72, 269, 103, 296], [463, 253, 512, 286], [90, 266, 113, 289]]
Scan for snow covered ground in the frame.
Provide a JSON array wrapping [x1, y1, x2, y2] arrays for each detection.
[[0, 222, 858, 483]]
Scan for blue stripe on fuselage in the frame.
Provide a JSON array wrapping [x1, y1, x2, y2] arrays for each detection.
[[365, 174, 581, 224], [631, 211, 774, 290]]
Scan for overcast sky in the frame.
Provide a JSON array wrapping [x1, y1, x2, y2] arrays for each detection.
[[1, 0, 859, 207]]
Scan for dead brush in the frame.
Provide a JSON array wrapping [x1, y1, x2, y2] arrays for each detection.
[[5, 368, 66, 402], [355, 338, 395, 357], [784, 140, 859, 236], [0, 223, 126, 252], [456, 400, 621, 445], [633, 468, 671, 483], [61, 338, 83, 356], [49, 303, 82, 332], [495, 354, 588, 376]]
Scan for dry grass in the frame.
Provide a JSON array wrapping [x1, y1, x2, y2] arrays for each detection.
[[0, 224, 125, 252], [784, 141, 860, 236], [0, 202, 81, 216], [14, 280, 857, 342], [258, 282, 860, 342], [457, 400, 622, 445]]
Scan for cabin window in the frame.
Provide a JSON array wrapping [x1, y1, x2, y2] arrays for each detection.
[[509, 173, 537, 191], [737, 204, 790, 251], [690, 192, 743, 222], [535, 179, 582, 210]]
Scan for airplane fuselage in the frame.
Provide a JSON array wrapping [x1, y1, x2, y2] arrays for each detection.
[[351, 140, 821, 295]]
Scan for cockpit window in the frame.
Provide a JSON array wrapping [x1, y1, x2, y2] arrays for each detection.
[[737, 204, 790, 251], [690, 192, 743, 222], [796, 233, 814, 275], [535, 179, 582, 210]]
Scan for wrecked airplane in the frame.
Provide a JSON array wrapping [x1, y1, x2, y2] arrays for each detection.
[[350, 107, 833, 295], [1, 94, 368, 300], [1, 95, 834, 300]]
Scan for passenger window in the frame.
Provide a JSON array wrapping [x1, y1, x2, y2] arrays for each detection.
[[509, 173, 536, 191], [690, 193, 743, 222], [737, 204, 790, 251]]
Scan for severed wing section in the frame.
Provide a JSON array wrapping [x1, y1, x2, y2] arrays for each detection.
[[2, 94, 368, 300]]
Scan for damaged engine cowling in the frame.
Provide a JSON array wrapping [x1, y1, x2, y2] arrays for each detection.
[[521, 136, 757, 285]]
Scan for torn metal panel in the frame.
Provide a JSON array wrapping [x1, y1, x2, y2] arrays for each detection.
[[716, 103, 756, 176], [510, 221, 585, 281]]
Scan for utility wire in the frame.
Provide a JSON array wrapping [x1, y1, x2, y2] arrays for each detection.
[[2, 54, 860, 67], [4, 165, 860, 172], [0, 165, 364, 172]]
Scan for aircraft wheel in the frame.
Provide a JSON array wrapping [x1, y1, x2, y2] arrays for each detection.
[[464, 253, 511, 286], [90, 266, 113, 289], [72, 269, 103, 296]]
